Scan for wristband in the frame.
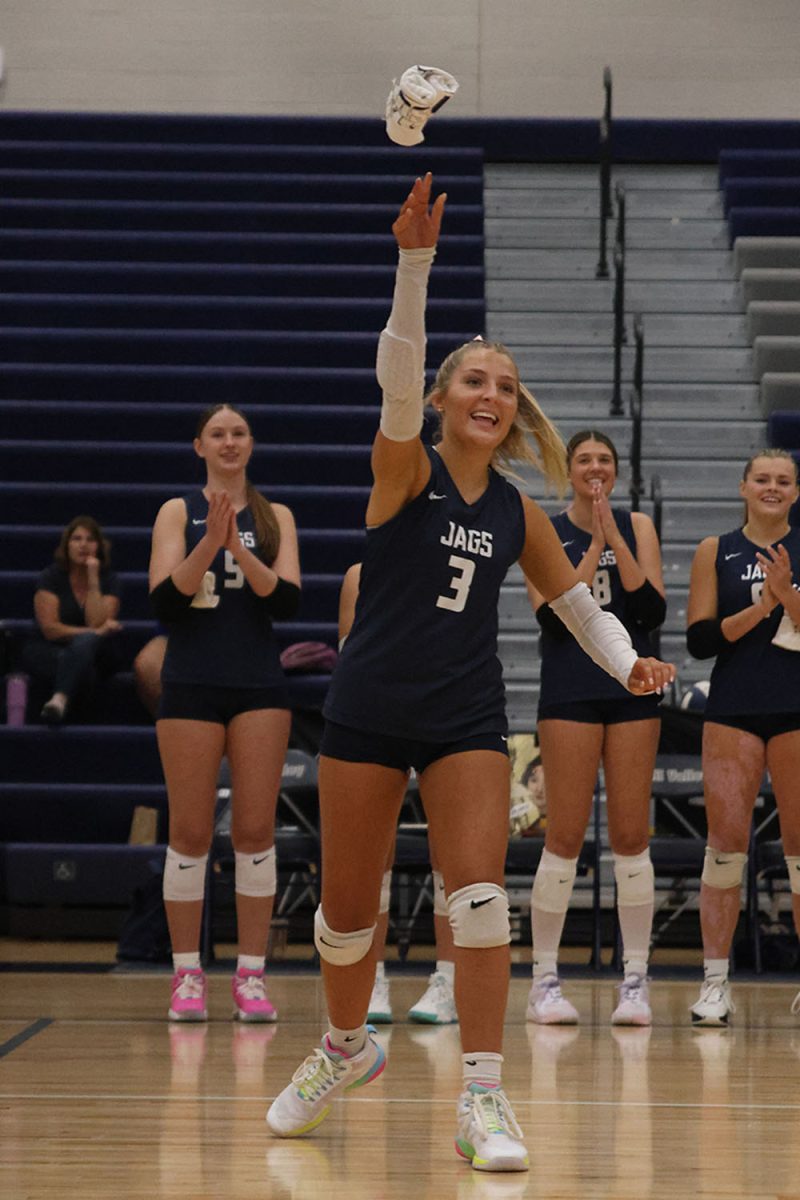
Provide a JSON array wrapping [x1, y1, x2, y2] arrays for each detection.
[[150, 575, 193, 623], [625, 579, 667, 631], [261, 577, 301, 620], [686, 618, 727, 659]]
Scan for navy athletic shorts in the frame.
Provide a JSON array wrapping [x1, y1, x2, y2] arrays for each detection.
[[320, 720, 509, 773], [537, 694, 662, 725], [158, 681, 289, 725], [706, 711, 800, 742]]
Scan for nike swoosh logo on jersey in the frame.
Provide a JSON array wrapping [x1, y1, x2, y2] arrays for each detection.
[[192, 519, 207, 525], [428, 491, 447, 501], [724, 552, 741, 560], [561, 540, 574, 547], [470, 897, 495, 909]]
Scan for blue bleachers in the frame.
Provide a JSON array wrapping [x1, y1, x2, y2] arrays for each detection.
[[0, 112, 484, 874]]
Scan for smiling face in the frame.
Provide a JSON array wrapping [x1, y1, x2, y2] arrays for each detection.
[[568, 436, 618, 500], [740, 454, 799, 523], [434, 347, 519, 451], [194, 404, 254, 474]]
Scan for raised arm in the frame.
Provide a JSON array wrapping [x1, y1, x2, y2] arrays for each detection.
[[366, 173, 446, 528]]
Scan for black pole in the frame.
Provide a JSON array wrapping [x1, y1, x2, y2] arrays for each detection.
[[610, 244, 625, 415], [596, 67, 613, 278], [629, 313, 644, 510]]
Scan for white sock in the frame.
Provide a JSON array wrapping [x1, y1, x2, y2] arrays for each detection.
[[618, 904, 653, 978], [237, 954, 264, 973], [462, 1052, 503, 1090], [623, 956, 649, 980], [704, 957, 729, 982], [532, 947, 559, 982], [173, 951, 201, 972], [327, 1024, 367, 1056], [374, 961, 386, 982], [436, 960, 455, 984]]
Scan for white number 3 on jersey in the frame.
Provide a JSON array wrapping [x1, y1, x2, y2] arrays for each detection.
[[436, 555, 475, 613]]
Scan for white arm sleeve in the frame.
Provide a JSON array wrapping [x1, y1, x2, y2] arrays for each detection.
[[377, 245, 436, 442], [549, 581, 640, 691]]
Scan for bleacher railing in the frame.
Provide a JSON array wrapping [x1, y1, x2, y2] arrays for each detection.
[[610, 181, 626, 416], [596, 66, 613, 279], [629, 314, 644, 511]]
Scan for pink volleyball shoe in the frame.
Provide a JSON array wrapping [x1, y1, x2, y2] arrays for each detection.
[[232, 967, 278, 1023], [168, 967, 208, 1022]]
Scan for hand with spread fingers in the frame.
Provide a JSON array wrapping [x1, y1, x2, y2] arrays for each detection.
[[392, 172, 446, 250]]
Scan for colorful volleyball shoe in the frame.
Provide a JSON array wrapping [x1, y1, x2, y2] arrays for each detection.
[[455, 1084, 529, 1173], [168, 968, 208, 1022], [266, 1028, 385, 1137], [385, 65, 459, 146], [232, 967, 278, 1023]]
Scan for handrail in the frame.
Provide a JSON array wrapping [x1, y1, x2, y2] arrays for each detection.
[[650, 473, 663, 658], [629, 314, 644, 510], [595, 66, 613, 278], [651, 474, 663, 554], [610, 181, 627, 416], [614, 179, 626, 269], [633, 311, 644, 398], [610, 242, 625, 416]]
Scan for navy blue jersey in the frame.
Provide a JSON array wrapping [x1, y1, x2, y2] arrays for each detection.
[[538, 508, 656, 705], [705, 526, 800, 718], [161, 491, 285, 689], [324, 446, 526, 741]]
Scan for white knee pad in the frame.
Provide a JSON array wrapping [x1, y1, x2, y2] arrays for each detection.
[[379, 869, 392, 914], [785, 856, 800, 895], [447, 882, 510, 948], [234, 847, 276, 898], [314, 906, 375, 966], [701, 847, 747, 890], [163, 846, 208, 903], [432, 869, 448, 916], [532, 849, 577, 914], [613, 850, 655, 907]]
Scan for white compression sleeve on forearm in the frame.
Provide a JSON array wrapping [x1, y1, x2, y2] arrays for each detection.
[[549, 581, 639, 690], [377, 246, 436, 441]]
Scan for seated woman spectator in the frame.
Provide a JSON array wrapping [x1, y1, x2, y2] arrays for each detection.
[[22, 515, 122, 724]]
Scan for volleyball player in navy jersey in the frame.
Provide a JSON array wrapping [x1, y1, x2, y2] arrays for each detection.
[[338, 562, 458, 1027], [686, 449, 800, 1026], [148, 403, 300, 1024], [526, 431, 666, 1027], [266, 175, 673, 1172]]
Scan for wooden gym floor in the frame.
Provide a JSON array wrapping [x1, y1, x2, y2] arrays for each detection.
[[2, 965, 800, 1199]]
